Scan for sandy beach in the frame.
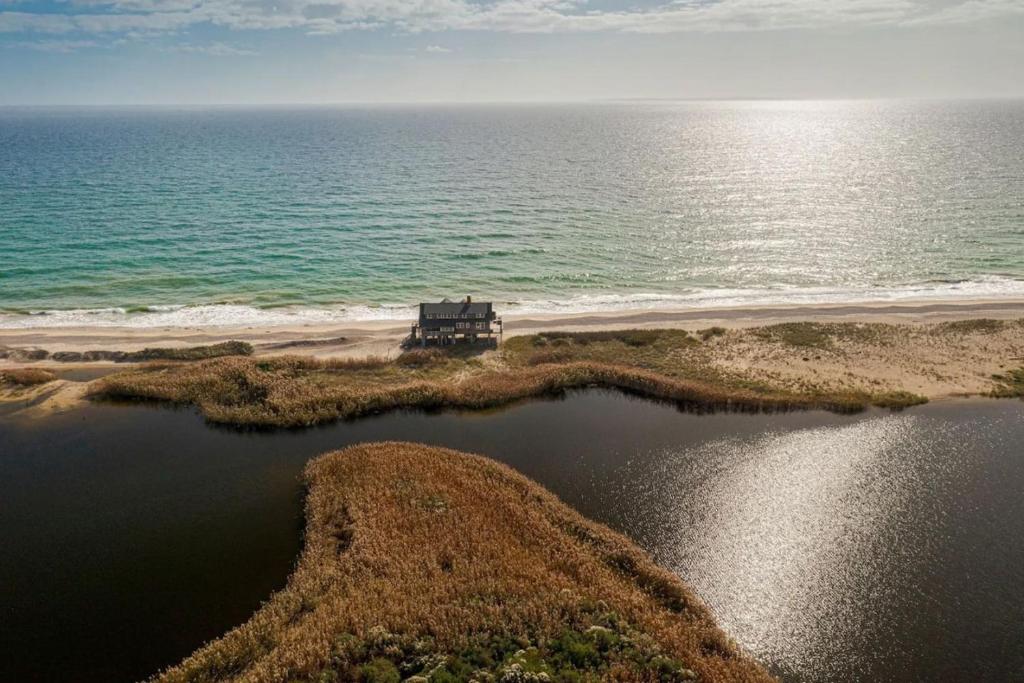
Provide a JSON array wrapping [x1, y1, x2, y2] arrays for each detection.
[[4, 298, 1024, 366], [4, 298, 1023, 422]]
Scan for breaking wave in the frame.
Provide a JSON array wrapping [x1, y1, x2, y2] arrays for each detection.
[[2, 277, 1024, 329]]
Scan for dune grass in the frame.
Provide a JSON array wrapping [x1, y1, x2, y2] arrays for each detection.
[[6, 340, 253, 364], [750, 322, 905, 349], [1, 367, 57, 386], [932, 318, 1009, 335], [698, 327, 727, 342], [82, 324, 952, 428], [991, 367, 1024, 398], [126, 340, 254, 361], [502, 328, 925, 410], [154, 442, 772, 683], [752, 323, 836, 350], [88, 353, 873, 428]]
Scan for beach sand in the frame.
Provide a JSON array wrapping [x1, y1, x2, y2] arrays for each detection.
[[3, 298, 1023, 419], [3, 298, 1024, 363]]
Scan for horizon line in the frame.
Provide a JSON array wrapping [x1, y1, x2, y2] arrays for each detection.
[[3, 95, 1024, 108]]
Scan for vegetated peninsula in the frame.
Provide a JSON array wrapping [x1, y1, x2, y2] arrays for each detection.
[[155, 442, 772, 683], [62, 318, 1024, 428]]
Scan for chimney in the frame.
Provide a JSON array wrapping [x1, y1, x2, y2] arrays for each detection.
[[466, 295, 472, 303]]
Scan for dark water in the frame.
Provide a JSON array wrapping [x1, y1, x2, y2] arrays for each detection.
[[1, 393, 1023, 682]]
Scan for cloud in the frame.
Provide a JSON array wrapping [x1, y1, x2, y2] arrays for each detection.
[[7, 38, 98, 51], [171, 40, 256, 55], [902, 0, 1024, 25], [1, 0, 1022, 40], [424, 44, 451, 52], [0, 9, 194, 34]]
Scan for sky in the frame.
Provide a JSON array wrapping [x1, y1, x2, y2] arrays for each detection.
[[1, 0, 1023, 104]]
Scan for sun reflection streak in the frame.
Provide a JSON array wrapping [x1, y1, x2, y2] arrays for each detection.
[[645, 415, 950, 680]]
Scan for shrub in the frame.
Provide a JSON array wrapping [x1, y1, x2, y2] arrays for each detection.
[[698, 327, 727, 341], [991, 367, 1024, 398], [1, 368, 57, 386], [358, 658, 400, 683], [125, 341, 253, 362], [871, 391, 929, 409], [549, 631, 601, 670]]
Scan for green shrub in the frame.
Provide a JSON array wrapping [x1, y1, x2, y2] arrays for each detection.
[[549, 631, 601, 670], [358, 658, 400, 683], [991, 367, 1024, 398]]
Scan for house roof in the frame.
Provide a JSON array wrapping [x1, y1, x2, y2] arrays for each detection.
[[420, 299, 492, 317]]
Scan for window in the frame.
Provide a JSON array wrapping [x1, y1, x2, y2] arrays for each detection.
[[426, 314, 434, 319], [475, 322, 485, 329]]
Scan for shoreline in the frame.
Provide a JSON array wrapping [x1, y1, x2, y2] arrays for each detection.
[[3, 297, 1024, 365], [4, 304, 1021, 424]]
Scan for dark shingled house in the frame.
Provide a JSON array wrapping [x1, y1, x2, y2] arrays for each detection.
[[412, 296, 501, 346]]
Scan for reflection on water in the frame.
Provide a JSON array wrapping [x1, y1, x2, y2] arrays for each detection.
[[1, 393, 1023, 682], [690, 420, 929, 678], [591, 404, 1024, 682]]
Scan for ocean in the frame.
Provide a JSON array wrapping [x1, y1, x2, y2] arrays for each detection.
[[2, 100, 1023, 328]]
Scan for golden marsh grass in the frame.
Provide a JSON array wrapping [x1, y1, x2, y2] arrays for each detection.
[[89, 355, 870, 428], [84, 319, 1024, 428], [85, 323, 966, 428], [155, 442, 773, 683]]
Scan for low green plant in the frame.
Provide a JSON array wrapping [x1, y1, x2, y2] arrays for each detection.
[[933, 319, 1006, 335], [535, 329, 691, 348], [754, 323, 834, 349], [357, 658, 400, 683], [698, 327, 727, 341], [991, 367, 1024, 398]]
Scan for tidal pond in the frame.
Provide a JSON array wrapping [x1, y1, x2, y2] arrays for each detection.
[[1, 392, 1022, 682]]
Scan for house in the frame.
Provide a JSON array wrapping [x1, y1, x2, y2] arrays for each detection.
[[412, 296, 501, 346]]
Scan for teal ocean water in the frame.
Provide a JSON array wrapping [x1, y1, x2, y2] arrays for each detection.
[[2, 100, 1023, 328]]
